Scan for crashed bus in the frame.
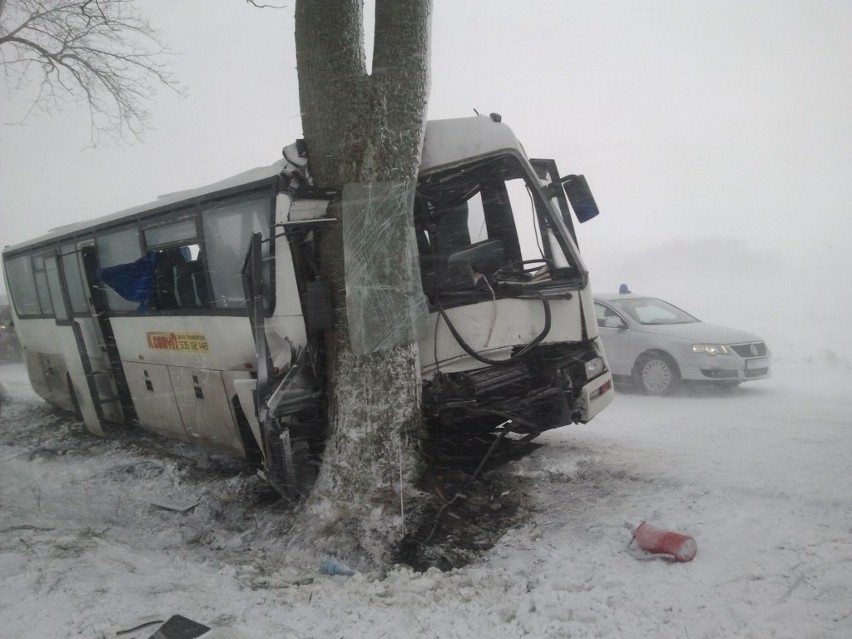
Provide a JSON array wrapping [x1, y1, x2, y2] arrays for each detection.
[[2, 115, 614, 497]]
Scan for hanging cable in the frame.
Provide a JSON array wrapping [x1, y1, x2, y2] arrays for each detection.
[[437, 291, 552, 366]]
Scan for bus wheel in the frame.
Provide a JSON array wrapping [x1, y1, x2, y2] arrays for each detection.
[[267, 431, 317, 500], [290, 439, 318, 498]]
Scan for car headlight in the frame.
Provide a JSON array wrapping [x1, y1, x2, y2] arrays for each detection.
[[585, 356, 605, 379], [692, 343, 730, 356]]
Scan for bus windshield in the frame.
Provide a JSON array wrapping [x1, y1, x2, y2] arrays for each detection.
[[415, 155, 580, 300]]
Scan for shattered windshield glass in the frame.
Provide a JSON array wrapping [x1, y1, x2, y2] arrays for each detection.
[[415, 155, 580, 301]]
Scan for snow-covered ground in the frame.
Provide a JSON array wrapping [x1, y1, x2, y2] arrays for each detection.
[[1, 348, 851, 638]]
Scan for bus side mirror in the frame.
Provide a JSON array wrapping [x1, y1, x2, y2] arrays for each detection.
[[561, 175, 600, 223]]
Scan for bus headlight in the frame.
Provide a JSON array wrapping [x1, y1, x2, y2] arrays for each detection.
[[584, 356, 605, 380]]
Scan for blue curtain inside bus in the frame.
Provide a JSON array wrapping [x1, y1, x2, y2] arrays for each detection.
[[97, 251, 158, 312]]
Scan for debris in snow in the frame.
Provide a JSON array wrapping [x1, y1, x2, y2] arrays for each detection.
[[319, 559, 357, 576], [287, 577, 314, 586], [147, 615, 209, 639], [146, 497, 199, 513], [116, 616, 256, 639], [627, 521, 697, 562], [114, 616, 165, 636]]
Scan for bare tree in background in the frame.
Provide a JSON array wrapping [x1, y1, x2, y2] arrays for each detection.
[[0, 0, 177, 142]]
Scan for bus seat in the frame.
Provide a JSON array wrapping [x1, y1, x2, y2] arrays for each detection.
[[174, 261, 206, 307], [154, 248, 186, 309], [191, 268, 210, 307]]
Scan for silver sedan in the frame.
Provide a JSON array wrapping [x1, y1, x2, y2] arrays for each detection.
[[594, 293, 770, 395]]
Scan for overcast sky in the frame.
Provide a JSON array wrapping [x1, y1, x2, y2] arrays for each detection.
[[2, 0, 851, 334]]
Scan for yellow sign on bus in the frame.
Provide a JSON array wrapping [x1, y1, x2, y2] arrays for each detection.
[[146, 332, 209, 352]]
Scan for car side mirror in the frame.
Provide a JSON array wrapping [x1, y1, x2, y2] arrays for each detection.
[[604, 316, 626, 329]]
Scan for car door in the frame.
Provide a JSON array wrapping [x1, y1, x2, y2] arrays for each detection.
[[594, 301, 633, 376]]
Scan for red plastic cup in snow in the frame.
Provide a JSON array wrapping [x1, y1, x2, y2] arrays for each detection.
[[633, 521, 697, 562]]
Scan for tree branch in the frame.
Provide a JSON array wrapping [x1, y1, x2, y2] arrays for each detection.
[[245, 0, 286, 8], [0, 0, 180, 143]]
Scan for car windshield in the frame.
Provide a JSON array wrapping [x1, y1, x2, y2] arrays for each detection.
[[610, 297, 698, 325]]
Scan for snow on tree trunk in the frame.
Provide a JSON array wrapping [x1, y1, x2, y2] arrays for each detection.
[[292, 0, 432, 567]]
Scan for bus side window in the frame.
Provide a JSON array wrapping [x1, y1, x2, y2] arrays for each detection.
[[202, 196, 271, 309], [4, 254, 42, 316], [44, 256, 68, 321], [61, 244, 89, 315], [32, 255, 55, 317], [97, 227, 144, 312], [143, 217, 204, 312]]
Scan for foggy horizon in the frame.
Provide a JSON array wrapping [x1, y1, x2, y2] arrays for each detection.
[[2, 1, 850, 362]]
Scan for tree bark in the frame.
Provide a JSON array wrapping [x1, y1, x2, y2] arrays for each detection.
[[292, 0, 431, 568]]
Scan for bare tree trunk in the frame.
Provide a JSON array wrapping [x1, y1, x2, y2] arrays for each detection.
[[292, 0, 431, 567]]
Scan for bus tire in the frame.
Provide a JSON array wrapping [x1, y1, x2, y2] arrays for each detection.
[[266, 431, 317, 500], [291, 439, 318, 498]]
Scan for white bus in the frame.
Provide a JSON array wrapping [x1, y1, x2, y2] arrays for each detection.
[[2, 115, 614, 497]]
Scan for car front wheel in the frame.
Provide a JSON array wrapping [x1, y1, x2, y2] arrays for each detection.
[[634, 352, 680, 396]]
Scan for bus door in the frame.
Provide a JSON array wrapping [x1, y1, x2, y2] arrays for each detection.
[[41, 246, 115, 435], [69, 241, 133, 428]]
